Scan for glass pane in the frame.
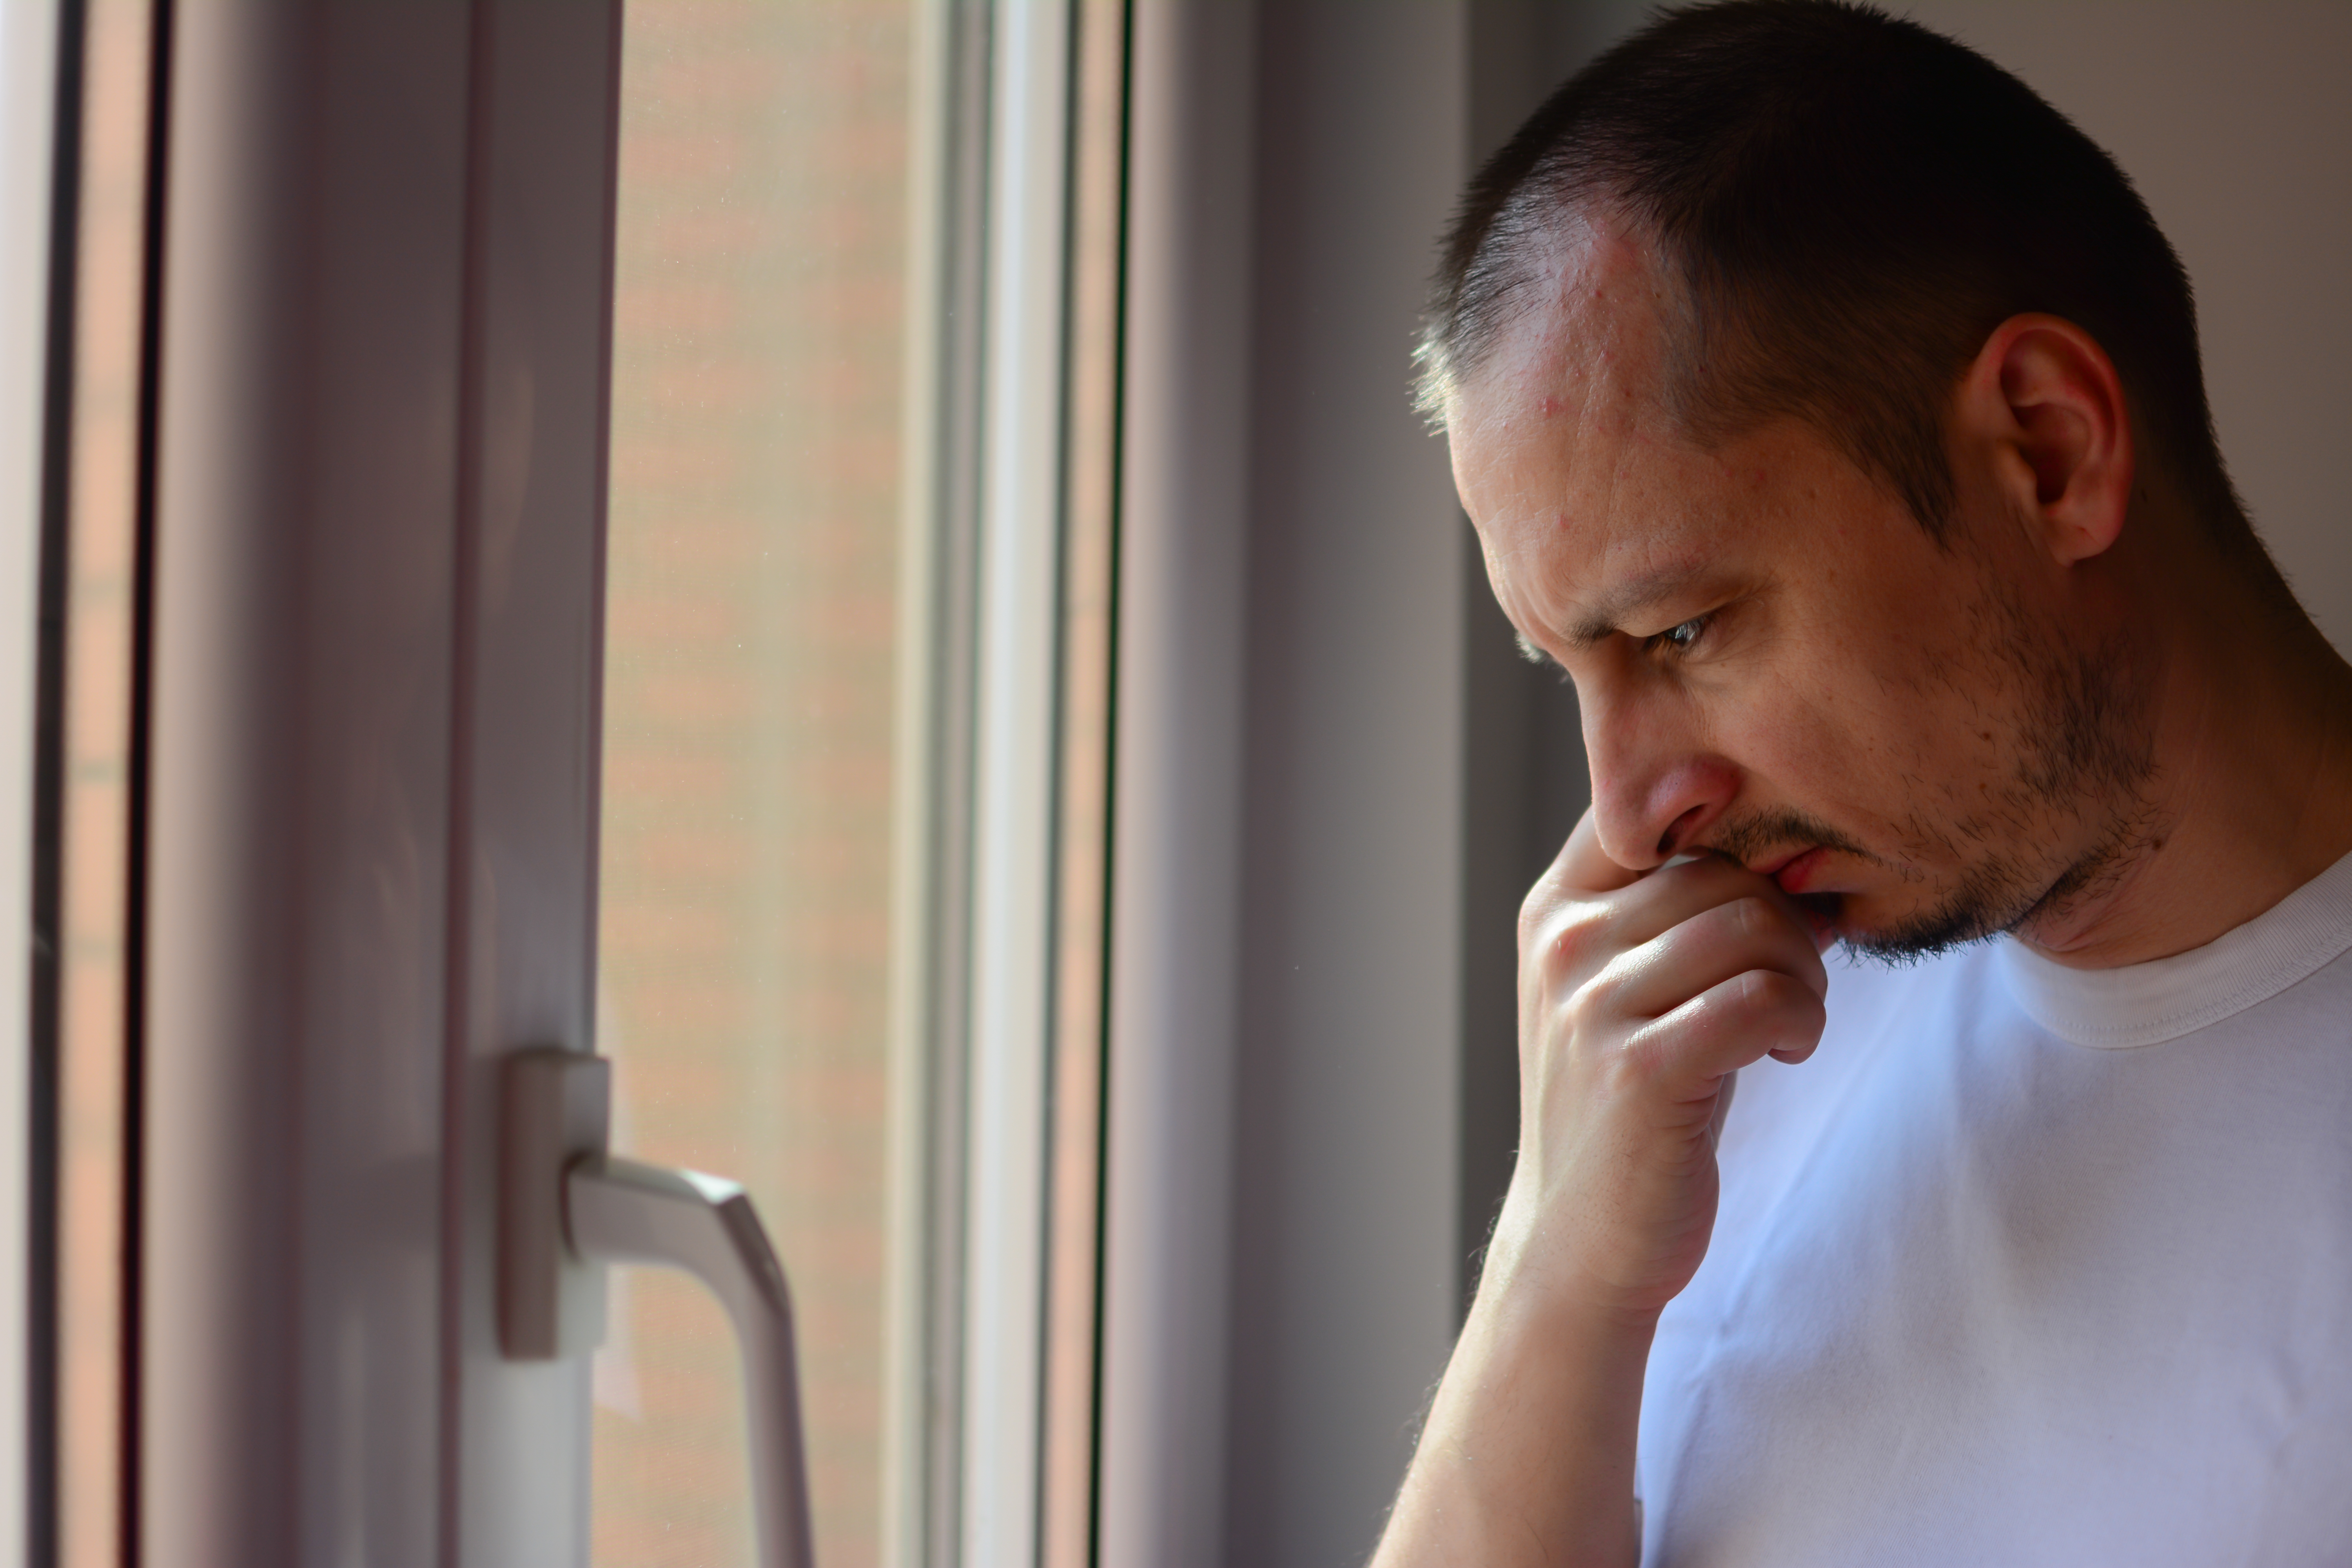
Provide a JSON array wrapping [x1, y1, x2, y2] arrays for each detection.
[[595, 5, 916, 1564]]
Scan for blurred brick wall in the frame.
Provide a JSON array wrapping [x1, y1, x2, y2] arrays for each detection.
[[595, 4, 910, 1564], [60, 3, 156, 1563]]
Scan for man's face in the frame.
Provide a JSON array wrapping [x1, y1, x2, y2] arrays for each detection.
[[1449, 220, 2151, 957]]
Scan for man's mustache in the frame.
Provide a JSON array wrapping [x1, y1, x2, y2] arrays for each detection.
[[1701, 807, 1875, 871]]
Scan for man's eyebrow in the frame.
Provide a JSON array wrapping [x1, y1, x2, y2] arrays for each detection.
[[1560, 564, 1711, 650]]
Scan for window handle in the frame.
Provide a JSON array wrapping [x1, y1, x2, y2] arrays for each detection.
[[500, 1048, 817, 1568]]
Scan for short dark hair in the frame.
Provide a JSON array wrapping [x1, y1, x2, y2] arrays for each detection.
[[1420, 0, 2247, 544]]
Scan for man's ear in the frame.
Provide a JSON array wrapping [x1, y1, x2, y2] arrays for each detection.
[[1956, 313, 2134, 565]]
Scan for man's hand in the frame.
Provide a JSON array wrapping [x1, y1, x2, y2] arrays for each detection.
[[1371, 808, 1829, 1568], [1487, 809, 1830, 1322]]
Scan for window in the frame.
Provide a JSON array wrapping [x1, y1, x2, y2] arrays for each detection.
[[595, 5, 918, 1561], [594, 3, 1122, 1560]]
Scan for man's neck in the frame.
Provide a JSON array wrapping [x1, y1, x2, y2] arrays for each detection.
[[2018, 565, 2352, 969]]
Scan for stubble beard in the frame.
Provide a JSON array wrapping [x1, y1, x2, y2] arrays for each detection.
[[1704, 562, 2160, 965], [1846, 576, 2160, 964]]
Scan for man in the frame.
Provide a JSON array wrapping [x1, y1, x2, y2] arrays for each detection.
[[1374, 3, 2352, 1564]]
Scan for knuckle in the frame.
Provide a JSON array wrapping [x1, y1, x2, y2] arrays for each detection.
[[1516, 865, 1582, 939], [1562, 973, 1619, 1039], [1532, 902, 1610, 976], [1592, 1029, 1657, 1096]]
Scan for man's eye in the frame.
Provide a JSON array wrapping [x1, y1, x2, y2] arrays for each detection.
[[1650, 616, 1709, 654]]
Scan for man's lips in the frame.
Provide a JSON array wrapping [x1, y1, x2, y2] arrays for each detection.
[[1747, 846, 1842, 949], [1756, 845, 1830, 896]]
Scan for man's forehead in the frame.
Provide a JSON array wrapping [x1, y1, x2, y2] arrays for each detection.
[[1445, 211, 1772, 661], [1448, 231, 1760, 653], [1448, 218, 1682, 523], [1459, 214, 1675, 419]]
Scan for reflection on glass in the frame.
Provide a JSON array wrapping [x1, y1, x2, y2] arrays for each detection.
[[596, 4, 913, 1564]]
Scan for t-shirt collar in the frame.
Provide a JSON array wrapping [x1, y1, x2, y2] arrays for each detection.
[[1994, 849, 2352, 1049]]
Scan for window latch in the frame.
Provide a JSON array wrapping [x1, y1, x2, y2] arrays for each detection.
[[499, 1047, 816, 1568]]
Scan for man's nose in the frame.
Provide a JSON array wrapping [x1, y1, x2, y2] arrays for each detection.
[[1586, 712, 1739, 872]]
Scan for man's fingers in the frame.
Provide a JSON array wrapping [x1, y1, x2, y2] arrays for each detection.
[[1602, 854, 1784, 947], [1599, 893, 1829, 1018], [1524, 851, 1826, 1009], [1627, 967, 1828, 1095]]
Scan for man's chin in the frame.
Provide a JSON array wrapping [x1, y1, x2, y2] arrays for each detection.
[[1829, 886, 2017, 965]]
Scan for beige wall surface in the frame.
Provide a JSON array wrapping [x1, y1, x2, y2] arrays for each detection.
[[1900, 0, 2352, 653]]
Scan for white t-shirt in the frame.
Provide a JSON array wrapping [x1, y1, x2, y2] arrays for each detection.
[[1636, 851, 2352, 1566]]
